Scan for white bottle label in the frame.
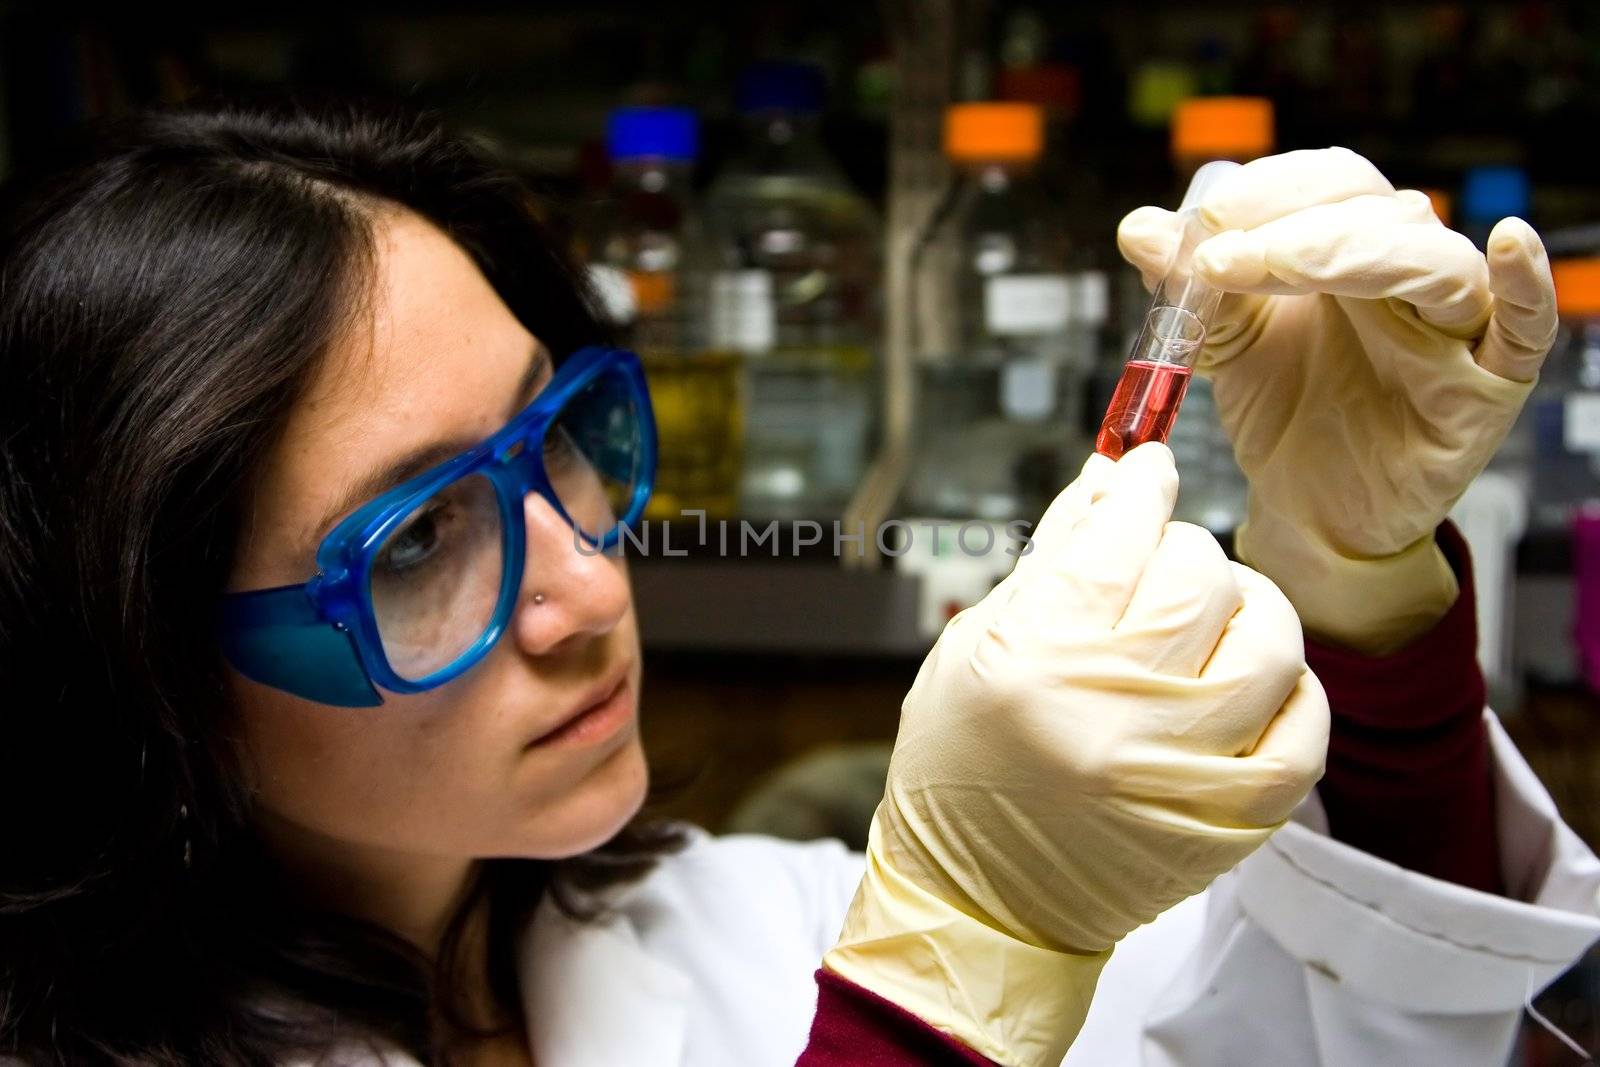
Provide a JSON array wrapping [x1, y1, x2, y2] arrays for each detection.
[[1565, 394, 1600, 451], [985, 274, 1071, 335], [1001, 357, 1056, 420], [1069, 271, 1110, 324], [711, 270, 776, 354], [894, 518, 1018, 640], [586, 264, 637, 325]]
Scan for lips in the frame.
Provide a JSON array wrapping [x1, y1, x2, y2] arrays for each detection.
[[527, 666, 632, 748]]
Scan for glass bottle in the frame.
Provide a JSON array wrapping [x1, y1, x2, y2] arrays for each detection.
[[905, 102, 1092, 521], [584, 106, 743, 519], [701, 62, 881, 520]]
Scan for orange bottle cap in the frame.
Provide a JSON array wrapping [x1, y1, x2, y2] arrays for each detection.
[[945, 103, 1044, 163], [1553, 259, 1600, 318], [1172, 97, 1275, 163], [628, 271, 675, 316]]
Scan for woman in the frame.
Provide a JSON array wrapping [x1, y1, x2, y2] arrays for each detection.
[[0, 97, 1586, 1067]]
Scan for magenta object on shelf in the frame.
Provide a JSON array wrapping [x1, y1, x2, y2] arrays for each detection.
[[1576, 509, 1600, 693]]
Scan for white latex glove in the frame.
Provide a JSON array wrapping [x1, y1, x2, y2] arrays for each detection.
[[824, 444, 1329, 1066], [1118, 147, 1559, 653]]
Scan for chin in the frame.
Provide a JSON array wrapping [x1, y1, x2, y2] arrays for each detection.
[[533, 732, 651, 857]]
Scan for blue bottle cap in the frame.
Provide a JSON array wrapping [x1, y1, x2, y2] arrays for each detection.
[[736, 62, 826, 115], [1461, 165, 1530, 223], [606, 107, 699, 163]]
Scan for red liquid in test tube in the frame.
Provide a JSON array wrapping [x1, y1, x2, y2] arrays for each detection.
[[1093, 161, 1239, 462], [1094, 360, 1192, 460]]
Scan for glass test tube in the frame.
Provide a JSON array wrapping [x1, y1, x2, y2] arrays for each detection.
[[1095, 160, 1242, 460]]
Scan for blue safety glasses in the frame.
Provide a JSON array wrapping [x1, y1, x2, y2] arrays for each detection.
[[218, 345, 655, 707]]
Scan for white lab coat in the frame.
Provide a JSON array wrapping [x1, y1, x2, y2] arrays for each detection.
[[301, 711, 1600, 1067]]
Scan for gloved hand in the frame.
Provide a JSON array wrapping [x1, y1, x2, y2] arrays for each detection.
[[1117, 147, 1559, 654], [824, 444, 1329, 1067]]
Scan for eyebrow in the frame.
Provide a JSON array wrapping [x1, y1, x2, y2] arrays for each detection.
[[308, 346, 552, 546]]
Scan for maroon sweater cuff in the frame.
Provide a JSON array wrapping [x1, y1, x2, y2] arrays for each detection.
[[796, 969, 996, 1066], [1308, 521, 1503, 894]]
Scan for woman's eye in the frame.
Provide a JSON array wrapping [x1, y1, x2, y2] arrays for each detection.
[[544, 425, 581, 465], [381, 506, 447, 572]]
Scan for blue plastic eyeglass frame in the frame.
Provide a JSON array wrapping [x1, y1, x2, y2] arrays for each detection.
[[217, 345, 656, 708]]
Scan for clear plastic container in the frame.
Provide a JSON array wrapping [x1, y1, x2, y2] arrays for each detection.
[[700, 62, 880, 520], [996, 62, 1113, 447], [905, 102, 1093, 521], [584, 106, 742, 519]]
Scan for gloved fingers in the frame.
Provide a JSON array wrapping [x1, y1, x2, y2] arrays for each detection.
[[1191, 193, 1494, 336], [1188, 563, 1310, 753], [1017, 451, 1113, 560], [1475, 217, 1559, 384], [998, 451, 1113, 593], [1195, 146, 1395, 233], [1229, 669, 1331, 826], [1117, 206, 1260, 333], [1118, 205, 1268, 307], [1117, 205, 1182, 291], [1005, 443, 1178, 631], [1190, 192, 1436, 292], [1114, 521, 1241, 677], [1152, 670, 1330, 828]]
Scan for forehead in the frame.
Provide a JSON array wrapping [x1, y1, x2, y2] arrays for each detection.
[[242, 207, 540, 577], [307, 207, 536, 440]]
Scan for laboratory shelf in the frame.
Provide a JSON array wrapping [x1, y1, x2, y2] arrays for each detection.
[[633, 555, 930, 659], [630, 521, 1578, 659]]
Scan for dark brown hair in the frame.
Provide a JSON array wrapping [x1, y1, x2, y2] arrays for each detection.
[[0, 94, 683, 1066]]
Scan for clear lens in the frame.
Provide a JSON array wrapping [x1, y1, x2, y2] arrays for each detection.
[[369, 472, 504, 682], [545, 367, 643, 541]]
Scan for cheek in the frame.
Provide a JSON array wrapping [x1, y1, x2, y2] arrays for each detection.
[[228, 655, 649, 860], [230, 675, 482, 851], [518, 733, 650, 856]]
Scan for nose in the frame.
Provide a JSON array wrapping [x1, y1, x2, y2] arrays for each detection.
[[508, 490, 630, 657]]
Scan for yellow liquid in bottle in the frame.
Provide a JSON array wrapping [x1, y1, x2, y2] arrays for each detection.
[[640, 347, 745, 520]]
